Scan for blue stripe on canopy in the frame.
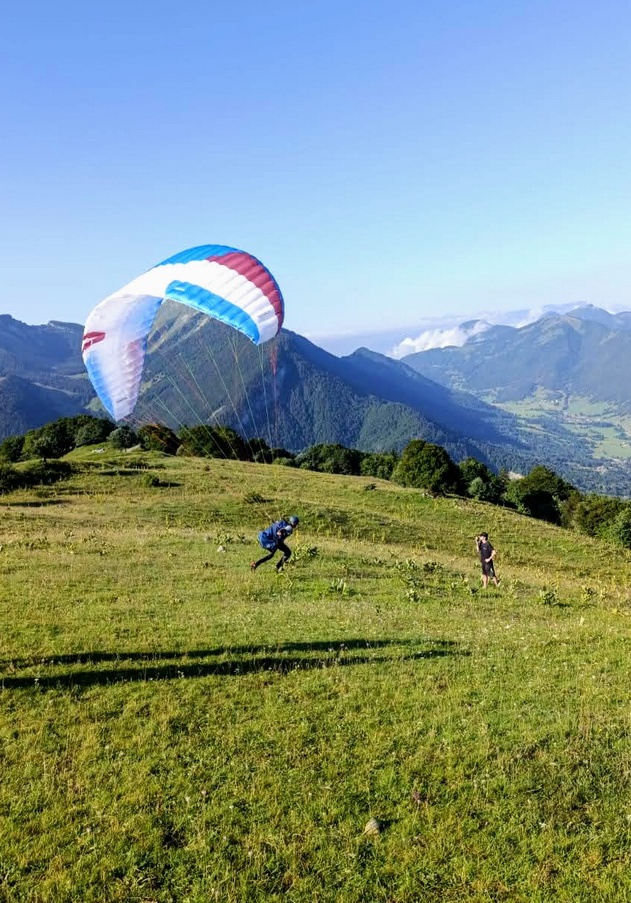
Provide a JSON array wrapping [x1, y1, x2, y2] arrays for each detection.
[[83, 355, 114, 420], [164, 281, 261, 344]]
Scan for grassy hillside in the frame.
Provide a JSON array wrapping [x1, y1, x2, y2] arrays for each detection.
[[1, 452, 631, 901]]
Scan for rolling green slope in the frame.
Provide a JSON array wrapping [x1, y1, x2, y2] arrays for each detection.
[[1, 451, 631, 900]]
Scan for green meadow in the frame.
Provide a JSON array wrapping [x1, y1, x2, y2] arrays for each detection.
[[497, 393, 631, 462], [2, 450, 631, 902]]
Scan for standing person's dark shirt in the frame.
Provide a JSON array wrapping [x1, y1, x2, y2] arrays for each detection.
[[475, 533, 499, 586]]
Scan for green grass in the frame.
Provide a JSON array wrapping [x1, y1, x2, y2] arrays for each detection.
[[2, 450, 631, 901]]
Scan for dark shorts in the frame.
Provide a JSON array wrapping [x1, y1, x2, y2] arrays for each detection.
[[481, 560, 496, 577]]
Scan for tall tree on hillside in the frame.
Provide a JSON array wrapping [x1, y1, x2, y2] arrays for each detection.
[[607, 506, 631, 549], [138, 423, 179, 455], [393, 440, 462, 496], [298, 444, 364, 475], [568, 494, 625, 537], [459, 456, 505, 503], [23, 421, 75, 460], [109, 425, 139, 450], [0, 435, 24, 463], [504, 465, 576, 525], [74, 417, 115, 447], [177, 425, 251, 460], [360, 451, 399, 480]]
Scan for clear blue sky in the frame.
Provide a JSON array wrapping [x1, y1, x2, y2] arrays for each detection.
[[2, 0, 630, 345]]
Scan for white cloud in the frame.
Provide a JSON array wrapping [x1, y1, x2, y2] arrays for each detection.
[[392, 320, 492, 357]]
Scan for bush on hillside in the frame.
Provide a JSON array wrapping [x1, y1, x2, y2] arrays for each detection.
[[109, 425, 140, 450], [272, 457, 297, 467], [503, 465, 576, 525], [138, 423, 179, 454], [469, 474, 502, 503], [177, 425, 251, 460], [254, 445, 295, 464], [459, 457, 492, 485], [22, 423, 72, 460], [459, 457, 506, 504], [297, 444, 365, 475], [567, 494, 625, 537], [75, 417, 115, 447], [606, 506, 631, 548], [0, 435, 25, 463], [0, 460, 73, 494], [248, 437, 270, 459], [519, 465, 575, 500], [360, 452, 399, 480], [21, 416, 114, 460], [0, 464, 20, 493]]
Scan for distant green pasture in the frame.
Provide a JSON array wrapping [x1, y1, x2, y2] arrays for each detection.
[[495, 392, 631, 462]]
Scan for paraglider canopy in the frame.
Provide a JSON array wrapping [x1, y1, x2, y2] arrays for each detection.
[[82, 245, 284, 421]]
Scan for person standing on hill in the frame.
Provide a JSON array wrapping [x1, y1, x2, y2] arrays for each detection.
[[251, 516, 299, 572], [475, 532, 500, 588]]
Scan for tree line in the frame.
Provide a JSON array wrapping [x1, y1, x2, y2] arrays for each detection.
[[2, 415, 631, 549]]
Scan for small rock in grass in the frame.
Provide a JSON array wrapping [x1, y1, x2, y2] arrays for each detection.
[[363, 817, 381, 836]]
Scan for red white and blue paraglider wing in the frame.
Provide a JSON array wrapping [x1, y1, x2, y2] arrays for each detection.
[[82, 245, 284, 421]]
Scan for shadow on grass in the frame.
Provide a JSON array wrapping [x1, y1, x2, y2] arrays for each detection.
[[0, 638, 466, 690], [2, 499, 67, 507], [96, 470, 149, 477]]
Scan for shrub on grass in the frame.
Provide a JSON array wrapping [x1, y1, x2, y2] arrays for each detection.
[[504, 465, 576, 524], [272, 457, 297, 467], [0, 464, 19, 493], [177, 425, 251, 460], [568, 494, 625, 537], [22, 417, 97, 459], [0, 460, 74, 493], [142, 473, 163, 488], [22, 460, 73, 486]]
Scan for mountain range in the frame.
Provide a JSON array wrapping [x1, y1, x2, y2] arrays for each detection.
[[403, 304, 631, 493], [0, 304, 630, 494], [404, 306, 631, 404]]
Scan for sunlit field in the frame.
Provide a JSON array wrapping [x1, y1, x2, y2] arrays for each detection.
[[2, 450, 631, 902]]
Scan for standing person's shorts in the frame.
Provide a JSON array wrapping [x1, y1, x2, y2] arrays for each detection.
[[481, 560, 495, 577]]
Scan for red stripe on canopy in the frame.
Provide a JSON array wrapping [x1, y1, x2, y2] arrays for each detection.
[[82, 331, 106, 352], [206, 252, 284, 327]]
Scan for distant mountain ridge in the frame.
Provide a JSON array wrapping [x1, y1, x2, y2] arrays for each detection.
[[1, 305, 630, 493], [403, 308, 631, 405], [0, 309, 513, 465], [136, 306, 524, 465], [0, 317, 93, 435], [403, 306, 631, 493]]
